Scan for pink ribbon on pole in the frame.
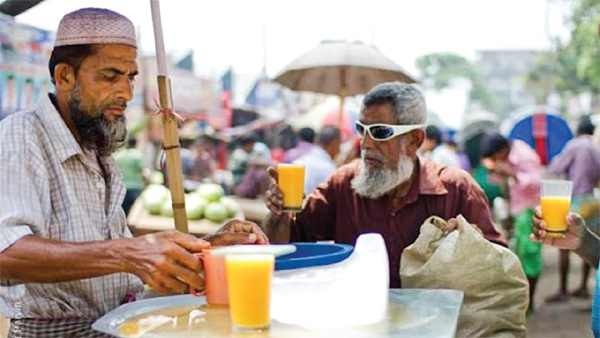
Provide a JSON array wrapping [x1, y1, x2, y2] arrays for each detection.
[[153, 96, 185, 125]]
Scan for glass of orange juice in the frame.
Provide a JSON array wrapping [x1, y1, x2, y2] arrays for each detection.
[[540, 179, 573, 237], [278, 164, 305, 212], [225, 254, 274, 332]]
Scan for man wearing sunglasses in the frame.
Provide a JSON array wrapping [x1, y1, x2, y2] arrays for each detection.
[[263, 82, 505, 288]]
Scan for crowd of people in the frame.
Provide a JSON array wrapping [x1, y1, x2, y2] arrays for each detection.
[[0, 6, 598, 338]]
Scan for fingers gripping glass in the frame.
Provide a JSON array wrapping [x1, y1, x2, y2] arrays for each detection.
[[356, 121, 426, 141]]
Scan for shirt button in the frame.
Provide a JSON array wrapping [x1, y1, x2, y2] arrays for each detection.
[[96, 182, 103, 189]]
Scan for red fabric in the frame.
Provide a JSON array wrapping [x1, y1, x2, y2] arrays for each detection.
[[322, 108, 353, 139], [221, 91, 232, 128], [291, 158, 506, 288], [532, 113, 548, 165]]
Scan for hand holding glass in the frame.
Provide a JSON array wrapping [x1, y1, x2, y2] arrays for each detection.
[[540, 180, 573, 237]]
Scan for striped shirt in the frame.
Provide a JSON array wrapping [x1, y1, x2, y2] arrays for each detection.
[[0, 94, 144, 319]]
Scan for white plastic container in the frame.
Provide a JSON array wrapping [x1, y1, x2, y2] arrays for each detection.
[[270, 233, 389, 329]]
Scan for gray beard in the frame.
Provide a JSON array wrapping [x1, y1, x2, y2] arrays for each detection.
[[351, 151, 415, 199], [68, 85, 127, 157]]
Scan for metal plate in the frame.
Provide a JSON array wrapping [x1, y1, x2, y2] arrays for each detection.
[[93, 289, 463, 338]]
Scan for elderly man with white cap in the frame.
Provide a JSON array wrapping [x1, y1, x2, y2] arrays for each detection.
[[0, 8, 266, 337]]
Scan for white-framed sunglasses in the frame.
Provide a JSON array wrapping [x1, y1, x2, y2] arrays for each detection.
[[356, 121, 426, 141]]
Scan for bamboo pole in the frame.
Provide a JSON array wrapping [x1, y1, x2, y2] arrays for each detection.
[[150, 0, 189, 233]]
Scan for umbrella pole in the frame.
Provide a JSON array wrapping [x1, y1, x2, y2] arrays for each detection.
[[150, 0, 189, 234], [339, 67, 347, 127], [338, 90, 345, 127]]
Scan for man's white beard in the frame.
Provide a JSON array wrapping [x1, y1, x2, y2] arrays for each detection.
[[351, 152, 415, 199]]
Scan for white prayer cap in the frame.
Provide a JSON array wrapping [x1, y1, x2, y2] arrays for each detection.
[[54, 8, 136, 48]]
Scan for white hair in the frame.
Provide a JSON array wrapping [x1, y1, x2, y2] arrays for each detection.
[[361, 82, 427, 125]]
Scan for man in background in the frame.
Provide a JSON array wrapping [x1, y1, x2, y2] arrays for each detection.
[[293, 126, 341, 196], [283, 127, 315, 163], [114, 137, 149, 215], [227, 134, 256, 188], [420, 125, 462, 168], [546, 115, 600, 302], [481, 133, 543, 313]]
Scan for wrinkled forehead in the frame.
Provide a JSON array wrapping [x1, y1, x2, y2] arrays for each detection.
[[359, 102, 397, 125]]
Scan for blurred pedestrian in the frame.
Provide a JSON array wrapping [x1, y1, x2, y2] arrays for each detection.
[[235, 141, 272, 198], [282, 127, 315, 163], [481, 133, 543, 313], [342, 135, 361, 165], [227, 134, 256, 188], [189, 138, 216, 183], [114, 137, 149, 215], [545, 115, 600, 303], [420, 125, 462, 168], [294, 126, 341, 196]]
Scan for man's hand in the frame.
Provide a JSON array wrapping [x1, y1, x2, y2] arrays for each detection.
[[121, 231, 209, 296], [265, 167, 287, 216], [440, 218, 483, 235], [531, 206, 583, 250], [204, 219, 269, 246]]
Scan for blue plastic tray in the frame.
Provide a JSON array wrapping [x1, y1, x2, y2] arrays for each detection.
[[274, 242, 354, 270]]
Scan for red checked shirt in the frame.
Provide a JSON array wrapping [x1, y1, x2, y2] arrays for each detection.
[[291, 158, 506, 288]]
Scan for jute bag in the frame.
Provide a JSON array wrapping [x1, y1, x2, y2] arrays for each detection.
[[400, 215, 528, 338]]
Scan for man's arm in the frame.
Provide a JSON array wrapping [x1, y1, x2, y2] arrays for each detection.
[[0, 235, 130, 283], [262, 212, 292, 243], [0, 231, 209, 295]]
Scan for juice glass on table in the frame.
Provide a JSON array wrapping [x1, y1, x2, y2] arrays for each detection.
[[540, 179, 573, 237], [277, 164, 305, 212], [202, 248, 229, 306], [225, 254, 274, 332]]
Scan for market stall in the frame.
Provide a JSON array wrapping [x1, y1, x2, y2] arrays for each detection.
[[127, 196, 269, 236]]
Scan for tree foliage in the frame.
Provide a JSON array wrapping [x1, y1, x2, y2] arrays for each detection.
[[415, 53, 497, 112], [528, 0, 600, 98]]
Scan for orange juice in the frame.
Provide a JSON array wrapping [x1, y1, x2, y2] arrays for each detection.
[[278, 164, 305, 211], [225, 254, 274, 330], [540, 196, 571, 237]]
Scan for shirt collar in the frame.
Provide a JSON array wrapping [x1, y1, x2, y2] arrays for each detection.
[[35, 94, 83, 163], [388, 157, 448, 211]]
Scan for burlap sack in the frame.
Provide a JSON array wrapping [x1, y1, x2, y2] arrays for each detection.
[[400, 215, 529, 338]]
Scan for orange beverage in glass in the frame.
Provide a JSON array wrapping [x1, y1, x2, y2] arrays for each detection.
[[540, 180, 573, 237], [225, 254, 274, 332], [278, 164, 305, 212]]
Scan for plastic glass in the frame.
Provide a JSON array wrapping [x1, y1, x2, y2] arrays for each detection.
[[540, 179, 573, 237], [225, 254, 274, 332], [278, 164, 305, 212], [201, 249, 229, 306]]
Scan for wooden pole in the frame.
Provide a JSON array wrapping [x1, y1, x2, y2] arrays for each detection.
[[150, 0, 189, 233], [339, 67, 347, 127]]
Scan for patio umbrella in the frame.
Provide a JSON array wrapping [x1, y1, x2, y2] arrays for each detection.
[[273, 40, 416, 124]]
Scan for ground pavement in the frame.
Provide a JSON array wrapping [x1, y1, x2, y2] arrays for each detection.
[[527, 246, 595, 338]]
